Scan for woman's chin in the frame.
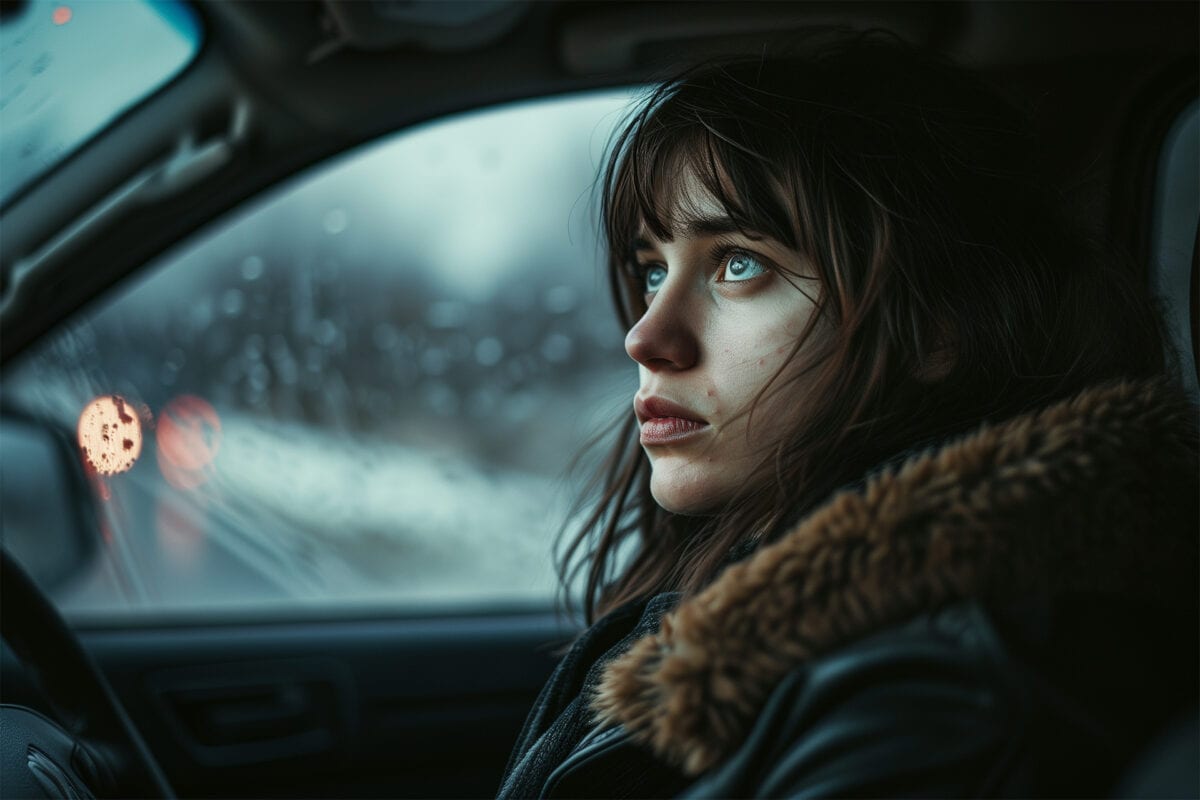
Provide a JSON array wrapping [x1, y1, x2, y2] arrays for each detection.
[[649, 469, 727, 516]]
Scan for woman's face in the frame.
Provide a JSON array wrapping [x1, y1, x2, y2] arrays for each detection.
[[625, 186, 822, 515]]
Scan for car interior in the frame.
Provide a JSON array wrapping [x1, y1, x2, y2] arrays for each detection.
[[0, 1, 1196, 798]]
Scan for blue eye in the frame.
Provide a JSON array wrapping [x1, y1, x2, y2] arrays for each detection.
[[643, 265, 667, 294], [722, 252, 767, 282]]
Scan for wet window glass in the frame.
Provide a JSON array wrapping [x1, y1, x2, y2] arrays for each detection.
[[0, 0, 202, 205], [2, 90, 638, 618]]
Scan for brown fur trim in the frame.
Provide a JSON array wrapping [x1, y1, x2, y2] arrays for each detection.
[[589, 378, 1199, 776]]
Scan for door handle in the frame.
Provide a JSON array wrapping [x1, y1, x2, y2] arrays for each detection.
[[148, 659, 354, 767], [178, 682, 316, 745]]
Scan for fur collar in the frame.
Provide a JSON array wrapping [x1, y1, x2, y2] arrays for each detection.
[[589, 378, 1198, 776]]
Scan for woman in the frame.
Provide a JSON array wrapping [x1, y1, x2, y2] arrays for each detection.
[[498, 38, 1198, 798]]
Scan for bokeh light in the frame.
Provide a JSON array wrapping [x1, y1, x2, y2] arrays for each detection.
[[156, 395, 222, 489], [52, 6, 72, 25], [77, 395, 143, 475]]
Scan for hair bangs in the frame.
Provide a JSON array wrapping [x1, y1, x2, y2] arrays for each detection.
[[602, 80, 811, 323]]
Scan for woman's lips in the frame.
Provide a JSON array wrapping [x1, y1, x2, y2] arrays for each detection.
[[635, 396, 710, 445], [639, 416, 709, 445]]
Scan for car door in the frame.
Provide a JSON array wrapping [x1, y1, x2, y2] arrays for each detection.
[[2, 90, 644, 800]]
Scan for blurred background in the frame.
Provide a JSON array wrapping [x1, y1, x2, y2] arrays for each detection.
[[5, 85, 641, 615]]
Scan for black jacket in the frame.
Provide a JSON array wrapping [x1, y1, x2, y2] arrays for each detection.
[[498, 378, 1198, 798]]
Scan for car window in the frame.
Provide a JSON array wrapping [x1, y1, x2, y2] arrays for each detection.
[[2, 89, 640, 619], [1150, 98, 1199, 401], [0, 0, 202, 206]]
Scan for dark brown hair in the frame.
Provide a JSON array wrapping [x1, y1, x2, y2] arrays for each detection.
[[558, 36, 1174, 624]]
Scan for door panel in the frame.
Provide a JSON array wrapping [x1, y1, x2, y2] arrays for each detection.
[[76, 613, 575, 798]]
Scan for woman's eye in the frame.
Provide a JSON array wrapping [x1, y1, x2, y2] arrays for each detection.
[[720, 252, 768, 283], [643, 265, 668, 294]]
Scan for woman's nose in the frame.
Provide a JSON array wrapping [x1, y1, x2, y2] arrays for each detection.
[[624, 291, 699, 371]]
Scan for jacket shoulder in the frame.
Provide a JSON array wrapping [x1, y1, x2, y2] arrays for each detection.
[[680, 602, 1040, 798]]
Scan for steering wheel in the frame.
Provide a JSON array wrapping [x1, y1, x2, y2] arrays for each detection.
[[0, 547, 174, 798]]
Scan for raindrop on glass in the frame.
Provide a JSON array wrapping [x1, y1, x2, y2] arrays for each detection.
[[541, 333, 573, 363], [314, 319, 339, 346], [241, 255, 265, 281], [249, 363, 271, 392], [165, 347, 186, 371], [474, 337, 504, 367], [323, 208, 349, 235]]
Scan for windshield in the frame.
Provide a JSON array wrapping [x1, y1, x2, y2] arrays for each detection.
[[0, 0, 201, 207]]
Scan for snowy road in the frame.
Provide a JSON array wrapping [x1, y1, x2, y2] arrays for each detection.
[[62, 411, 580, 615]]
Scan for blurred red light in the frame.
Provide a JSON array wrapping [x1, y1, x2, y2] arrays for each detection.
[[156, 395, 222, 489], [52, 6, 71, 25]]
